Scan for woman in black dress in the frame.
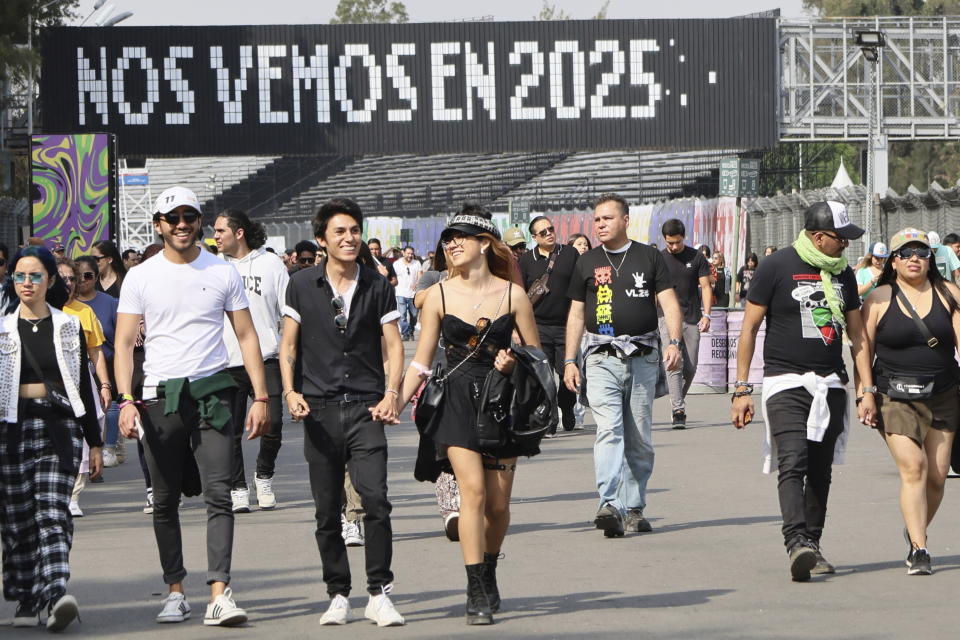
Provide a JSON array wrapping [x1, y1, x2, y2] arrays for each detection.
[[399, 206, 540, 625]]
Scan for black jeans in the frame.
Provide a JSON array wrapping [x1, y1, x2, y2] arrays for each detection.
[[538, 324, 577, 431], [765, 387, 846, 547], [141, 388, 237, 585], [227, 359, 284, 488], [304, 396, 393, 596]]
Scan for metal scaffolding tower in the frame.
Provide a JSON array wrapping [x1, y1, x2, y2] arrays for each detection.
[[118, 159, 155, 249]]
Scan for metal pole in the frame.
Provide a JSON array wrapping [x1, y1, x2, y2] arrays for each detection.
[[731, 195, 742, 306], [865, 59, 875, 249], [26, 12, 32, 136]]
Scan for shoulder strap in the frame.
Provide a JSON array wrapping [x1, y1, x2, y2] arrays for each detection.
[[508, 282, 512, 313], [545, 247, 559, 275], [895, 285, 939, 348], [439, 282, 446, 313]]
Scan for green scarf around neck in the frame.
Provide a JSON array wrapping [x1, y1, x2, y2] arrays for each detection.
[[792, 230, 848, 329]]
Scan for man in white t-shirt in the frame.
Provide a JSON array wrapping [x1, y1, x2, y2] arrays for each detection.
[[394, 246, 421, 340], [114, 186, 269, 628], [214, 209, 289, 513]]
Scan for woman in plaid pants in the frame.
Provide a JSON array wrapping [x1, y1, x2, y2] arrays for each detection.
[[0, 246, 104, 631]]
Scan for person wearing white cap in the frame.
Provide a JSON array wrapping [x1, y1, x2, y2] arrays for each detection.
[[113, 186, 270, 627], [855, 241, 890, 299], [926, 231, 960, 282]]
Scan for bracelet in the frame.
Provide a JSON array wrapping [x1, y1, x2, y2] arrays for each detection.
[[385, 389, 399, 396], [253, 397, 269, 404], [563, 358, 577, 365], [118, 393, 135, 402], [731, 391, 753, 400], [100, 382, 112, 389], [118, 399, 141, 410], [411, 361, 432, 377], [283, 390, 296, 398]]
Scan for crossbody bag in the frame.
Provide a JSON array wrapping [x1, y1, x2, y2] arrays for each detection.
[[21, 339, 75, 415], [527, 247, 559, 307], [883, 287, 939, 400]]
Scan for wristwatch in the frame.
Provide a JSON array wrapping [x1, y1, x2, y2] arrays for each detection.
[[668, 338, 681, 347], [860, 385, 878, 395], [733, 381, 754, 395]]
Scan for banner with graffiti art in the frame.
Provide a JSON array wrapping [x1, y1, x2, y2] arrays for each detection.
[[31, 133, 116, 257]]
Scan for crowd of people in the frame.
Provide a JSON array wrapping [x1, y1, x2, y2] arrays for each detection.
[[1, 187, 959, 632]]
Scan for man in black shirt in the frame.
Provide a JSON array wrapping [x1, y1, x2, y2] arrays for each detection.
[[280, 198, 406, 626], [291, 240, 318, 274], [731, 200, 868, 583], [519, 216, 580, 434], [658, 219, 712, 428], [564, 193, 683, 538]]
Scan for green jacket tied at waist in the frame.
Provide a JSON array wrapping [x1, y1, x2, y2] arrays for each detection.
[[158, 372, 238, 430]]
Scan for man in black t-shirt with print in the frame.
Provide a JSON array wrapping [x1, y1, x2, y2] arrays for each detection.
[[564, 193, 683, 539], [731, 200, 868, 583], [658, 219, 712, 429]]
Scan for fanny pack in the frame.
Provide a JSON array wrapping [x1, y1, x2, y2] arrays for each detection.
[[21, 339, 74, 415], [527, 248, 559, 307], [882, 287, 939, 401]]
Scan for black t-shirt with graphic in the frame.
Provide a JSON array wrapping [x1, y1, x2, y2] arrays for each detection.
[[660, 246, 711, 324], [567, 242, 672, 336], [747, 247, 860, 377]]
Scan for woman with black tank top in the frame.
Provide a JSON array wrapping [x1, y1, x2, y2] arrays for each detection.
[[856, 228, 960, 576], [399, 206, 540, 625]]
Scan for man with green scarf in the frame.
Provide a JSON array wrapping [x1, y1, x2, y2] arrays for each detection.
[[730, 201, 868, 583]]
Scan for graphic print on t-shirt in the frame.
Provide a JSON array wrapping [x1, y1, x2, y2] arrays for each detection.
[[594, 265, 615, 335], [789, 273, 845, 346]]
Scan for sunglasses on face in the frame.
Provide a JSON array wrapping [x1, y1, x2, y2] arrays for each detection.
[[80, 271, 96, 281], [298, 256, 316, 265], [441, 235, 468, 250], [93, 255, 108, 262], [534, 226, 555, 238], [466, 317, 491, 349], [331, 295, 347, 333], [61, 275, 76, 283], [13, 272, 45, 285], [817, 231, 848, 244], [895, 247, 931, 260], [159, 211, 201, 226]]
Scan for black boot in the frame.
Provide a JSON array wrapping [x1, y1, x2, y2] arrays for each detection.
[[482, 552, 501, 613], [465, 564, 494, 625]]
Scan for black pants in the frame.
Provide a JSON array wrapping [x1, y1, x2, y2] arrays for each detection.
[[538, 324, 577, 431], [765, 387, 846, 546], [141, 389, 237, 585], [304, 396, 393, 596], [227, 359, 284, 488]]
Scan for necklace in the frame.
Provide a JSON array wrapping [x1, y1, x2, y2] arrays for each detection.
[[471, 278, 494, 310], [23, 317, 43, 333], [603, 247, 630, 278]]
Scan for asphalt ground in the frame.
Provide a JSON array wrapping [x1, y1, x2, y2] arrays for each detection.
[[3, 364, 959, 639]]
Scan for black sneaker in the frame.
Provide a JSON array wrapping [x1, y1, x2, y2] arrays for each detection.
[[593, 503, 625, 538], [672, 410, 686, 430], [13, 602, 40, 628], [787, 538, 817, 582], [809, 542, 836, 575], [907, 548, 933, 575], [624, 508, 652, 533], [903, 527, 915, 568]]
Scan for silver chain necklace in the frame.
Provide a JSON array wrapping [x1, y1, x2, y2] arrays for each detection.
[[603, 246, 630, 278], [22, 317, 43, 333]]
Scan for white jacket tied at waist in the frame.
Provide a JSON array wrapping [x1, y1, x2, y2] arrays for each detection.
[[760, 371, 850, 475], [0, 305, 87, 424]]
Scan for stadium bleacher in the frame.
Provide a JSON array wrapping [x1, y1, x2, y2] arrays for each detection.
[[143, 156, 278, 207]]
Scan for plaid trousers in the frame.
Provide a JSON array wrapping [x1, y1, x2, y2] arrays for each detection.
[[0, 402, 81, 608]]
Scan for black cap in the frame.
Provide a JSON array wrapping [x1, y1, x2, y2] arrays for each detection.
[[803, 201, 865, 240], [441, 213, 501, 241]]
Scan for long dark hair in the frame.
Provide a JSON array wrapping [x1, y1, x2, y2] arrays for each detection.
[[567, 233, 592, 251], [877, 245, 960, 316], [218, 208, 267, 250], [432, 239, 447, 272], [93, 240, 127, 281], [3, 246, 69, 313]]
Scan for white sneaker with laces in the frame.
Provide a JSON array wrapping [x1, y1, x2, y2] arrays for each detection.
[[45, 595, 79, 632], [319, 594, 353, 625], [156, 592, 191, 623], [69, 501, 83, 517], [364, 586, 405, 627], [203, 587, 247, 627], [143, 489, 154, 514], [231, 488, 251, 513], [342, 517, 364, 547], [102, 447, 119, 467], [255, 476, 276, 509]]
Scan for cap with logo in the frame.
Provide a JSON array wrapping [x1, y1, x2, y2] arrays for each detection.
[[803, 201, 864, 240], [503, 227, 527, 247], [889, 228, 930, 252], [868, 241, 889, 258], [154, 186, 203, 216]]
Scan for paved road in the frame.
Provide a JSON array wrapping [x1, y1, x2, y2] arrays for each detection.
[[4, 384, 959, 639]]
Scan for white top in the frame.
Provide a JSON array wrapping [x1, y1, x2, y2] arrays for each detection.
[[221, 248, 289, 366], [118, 249, 249, 396], [394, 258, 421, 297]]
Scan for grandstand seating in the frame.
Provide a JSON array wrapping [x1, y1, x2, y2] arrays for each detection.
[[143, 156, 278, 206]]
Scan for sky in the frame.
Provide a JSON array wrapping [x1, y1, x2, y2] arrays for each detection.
[[71, 0, 812, 27]]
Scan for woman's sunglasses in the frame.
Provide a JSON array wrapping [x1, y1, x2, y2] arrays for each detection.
[[13, 272, 45, 285], [895, 247, 931, 260]]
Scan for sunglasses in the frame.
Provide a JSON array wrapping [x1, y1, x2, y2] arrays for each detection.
[[298, 256, 316, 265], [80, 271, 96, 281], [534, 226, 555, 238], [61, 275, 76, 283], [13, 272, 45, 285], [817, 231, 848, 244], [331, 295, 347, 333], [159, 211, 201, 225], [466, 317, 491, 350], [895, 247, 932, 260], [93, 255, 108, 261], [441, 235, 468, 251]]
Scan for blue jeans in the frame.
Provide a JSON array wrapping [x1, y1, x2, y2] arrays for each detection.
[[585, 349, 658, 516], [105, 401, 120, 448], [397, 296, 417, 338]]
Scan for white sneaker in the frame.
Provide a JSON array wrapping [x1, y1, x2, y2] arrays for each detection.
[[255, 476, 276, 509], [231, 488, 251, 513], [102, 447, 119, 467], [156, 592, 191, 623], [69, 501, 83, 517], [45, 595, 79, 632], [319, 594, 353, 625], [143, 489, 154, 514], [364, 587, 405, 627], [342, 517, 364, 547], [203, 587, 247, 627]]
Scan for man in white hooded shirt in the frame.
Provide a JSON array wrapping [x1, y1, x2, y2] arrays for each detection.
[[214, 210, 289, 512]]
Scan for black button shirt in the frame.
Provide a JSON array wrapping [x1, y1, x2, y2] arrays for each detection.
[[518, 244, 579, 327], [284, 260, 399, 398]]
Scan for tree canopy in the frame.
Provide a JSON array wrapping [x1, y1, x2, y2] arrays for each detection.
[[330, 0, 409, 24]]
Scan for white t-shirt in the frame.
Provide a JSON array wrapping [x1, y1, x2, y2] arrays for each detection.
[[394, 258, 421, 297], [221, 248, 289, 366], [118, 249, 249, 396]]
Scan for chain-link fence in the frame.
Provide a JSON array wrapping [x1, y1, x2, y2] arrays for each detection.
[[0, 197, 28, 250]]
